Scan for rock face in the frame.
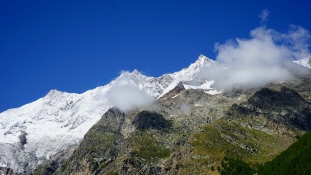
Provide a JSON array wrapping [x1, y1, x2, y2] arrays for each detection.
[[53, 108, 126, 175], [34, 74, 311, 174], [0, 167, 21, 175], [52, 108, 174, 175], [226, 87, 311, 132]]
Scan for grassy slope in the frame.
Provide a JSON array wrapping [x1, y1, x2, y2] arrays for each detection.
[[175, 119, 296, 175]]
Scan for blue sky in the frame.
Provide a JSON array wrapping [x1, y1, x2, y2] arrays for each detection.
[[0, 0, 310, 112]]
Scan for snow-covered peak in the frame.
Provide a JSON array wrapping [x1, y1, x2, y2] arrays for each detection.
[[157, 55, 216, 97], [44, 89, 76, 100], [186, 54, 214, 73], [113, 70, 152, 90], [46, 89, 61, 95], [198, 54, 214, 64], [293, 56, 311, 69], [132, 69, 142, 75], [169, 54, 214, 81], [119, 69, 149, 79], [187, 54, 214, 71]]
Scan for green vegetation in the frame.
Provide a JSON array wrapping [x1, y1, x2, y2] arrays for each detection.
[[129, 131, 171, 161], [190, 120, 288, 165], [217, 157, 255, 175], [33, 166, 46, 175], [176, 118, 294, 174], [257, 131, 311, 175]]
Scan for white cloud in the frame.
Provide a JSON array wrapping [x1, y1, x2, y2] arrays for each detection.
[[106, 84, 154, 113], [259, 9, 270, 24], [203, 25, 311, 90]]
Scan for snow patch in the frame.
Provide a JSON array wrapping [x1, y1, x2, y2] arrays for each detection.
[[204, 89, 223, 95], [293, 56, 311, 69], [171, 94, 179, 98], [184, 80, 214, 90]]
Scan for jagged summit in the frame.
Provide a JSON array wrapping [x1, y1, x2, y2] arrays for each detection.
[[198, 54, 214, 64], [45, 89, 64, 97], [172, 55, 214, 79], [47, 89, 61, 94], [132, 69, 142, 75], [188, 54, 214, 72], [118, 69, 147, 79]]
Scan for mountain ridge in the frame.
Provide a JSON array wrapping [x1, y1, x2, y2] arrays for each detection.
[[0, 54, 215, 174], [0, 54, 310, 174]]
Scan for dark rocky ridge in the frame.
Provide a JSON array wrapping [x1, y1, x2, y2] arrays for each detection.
[[226, 87, 311, 132]]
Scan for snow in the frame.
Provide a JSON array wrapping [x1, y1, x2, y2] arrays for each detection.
[[293, 56, 311, 69], [158, 54, 216, 98], [204, 89, 223, 95], [0, 86, 112, 172], [171, 94, 179, 98], [184, 80, 215, 90]]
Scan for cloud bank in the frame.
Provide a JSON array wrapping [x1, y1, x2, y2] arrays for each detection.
[[198, 24, 310, 90], [106, 84, 154, 113]]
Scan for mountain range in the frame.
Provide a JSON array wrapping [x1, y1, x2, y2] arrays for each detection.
[[0, 54, 310, 174]]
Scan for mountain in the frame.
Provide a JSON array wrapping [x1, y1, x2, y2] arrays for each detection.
[[37, 77, 311, 175], [0, 54, 310, 174], [0, 55, 216, 174]]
